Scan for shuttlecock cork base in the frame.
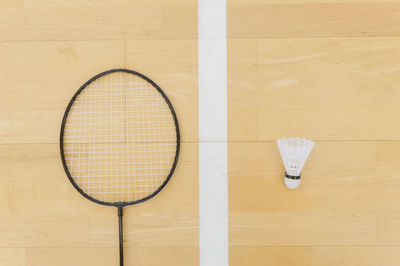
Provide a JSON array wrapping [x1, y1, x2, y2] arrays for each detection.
[[285, 172, 301, 189]]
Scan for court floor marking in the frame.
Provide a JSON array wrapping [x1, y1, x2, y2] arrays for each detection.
[[198, 0, 228, 266]]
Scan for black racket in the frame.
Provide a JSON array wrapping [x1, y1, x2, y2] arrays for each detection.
[[60, 69, 180, 266]]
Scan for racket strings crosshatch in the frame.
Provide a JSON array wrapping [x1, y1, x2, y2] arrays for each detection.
[[60, 69, 180, 266]]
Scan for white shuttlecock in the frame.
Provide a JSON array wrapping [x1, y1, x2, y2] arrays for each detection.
[[277, 137, 315, 189]]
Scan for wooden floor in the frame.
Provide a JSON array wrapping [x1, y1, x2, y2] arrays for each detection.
[[2, 0, 400, 265], [0, 0, 198, 265], [228, 0, 400, 265]]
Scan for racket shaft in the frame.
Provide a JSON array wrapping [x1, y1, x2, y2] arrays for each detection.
[[118, 207, 124, 266]]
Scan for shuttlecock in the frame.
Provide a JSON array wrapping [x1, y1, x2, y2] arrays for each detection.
[[277, 137, 314, 189]]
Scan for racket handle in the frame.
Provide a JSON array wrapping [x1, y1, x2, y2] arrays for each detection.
[[118, 206, 124, 266]]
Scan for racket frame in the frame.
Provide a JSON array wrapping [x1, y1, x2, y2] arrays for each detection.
[[59, 68, 180, 208]]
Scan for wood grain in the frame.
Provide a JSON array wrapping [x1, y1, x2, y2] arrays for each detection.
[[0, 0, 23, 7], [228, 1, 400, 264], [0, 0, 198, 265], [23, 0, 194, 7], [376, 141, 400, 219], [0, 4, 196, 41], [228, 3, 400, 38], [229, 37, 400, 141], [0, 248, 25, 266], [126, 40, 198, 142], [230, 211, 376, 246], [229, 142, 376, 213], [0, 143, 197, 248], [230, 247, 381, 266], [26, 247, 198, 266], [0, 40, 125, 144], [230, 0, 400, 3], [230, 247, 314, 266], [0, 39, 197, 143], [231, 246, 400, 266], [376, 247, 400, 266]]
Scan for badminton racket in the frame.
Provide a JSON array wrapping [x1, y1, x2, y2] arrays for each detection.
[[60, 69, 180, 266]]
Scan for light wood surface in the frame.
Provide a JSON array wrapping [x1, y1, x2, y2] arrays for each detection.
[[26, 247, 198, 266], [0, 143, 198, 246], [229, 142, 376, 213], [126, 40, 198, 142], [0, 0, 198, 265], [3, 0, 400, 265], [228, 0, 400, 265], [228, 3, 400, 38], [0, 2, 196, 41], [230, 247, 400, 266], [228, 37, 400, 141], [230, 247, 381, 266], [0, 248, 25, 266]]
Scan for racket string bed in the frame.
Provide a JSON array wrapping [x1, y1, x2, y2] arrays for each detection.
[[63, 71, 178, 203]]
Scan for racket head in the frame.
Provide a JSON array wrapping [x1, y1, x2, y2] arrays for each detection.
[[60, 69, 180, 207]]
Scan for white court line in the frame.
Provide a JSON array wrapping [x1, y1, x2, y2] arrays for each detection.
[[198, 0, 228, 266]]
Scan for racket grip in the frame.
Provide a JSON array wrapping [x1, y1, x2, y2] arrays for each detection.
[[118, 206, 124, 266]]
